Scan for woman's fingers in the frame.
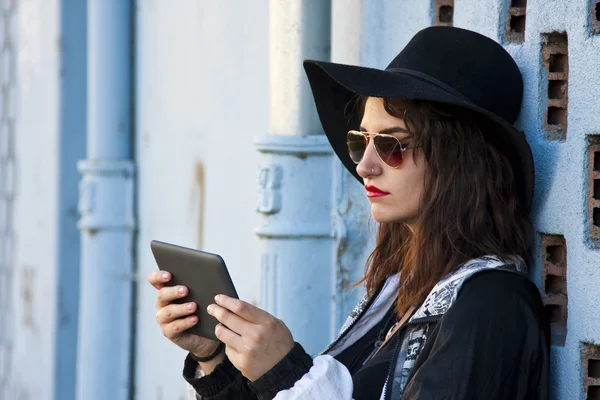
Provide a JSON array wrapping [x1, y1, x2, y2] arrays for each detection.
[[156, 302, 197, 324], [207, 303, 256, 337], [208, 298, 295, 381], [155, 285, 189, 309], [214, 323, 243, 352], [162, 315, 199, 340], [214, 295, 270, 325], [147, 270, 171, 290]]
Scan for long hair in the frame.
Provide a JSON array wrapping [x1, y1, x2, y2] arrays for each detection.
[[354, 97, 533, 315]]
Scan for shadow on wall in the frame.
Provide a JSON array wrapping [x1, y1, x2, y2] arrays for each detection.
[[529, 140, 560, 221]]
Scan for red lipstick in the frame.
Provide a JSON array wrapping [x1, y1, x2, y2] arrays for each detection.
[[365, 185, 389, 198]]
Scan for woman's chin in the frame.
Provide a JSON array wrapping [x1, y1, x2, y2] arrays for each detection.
[[371, 209, 400, 224], [370, 206, 414, 225]]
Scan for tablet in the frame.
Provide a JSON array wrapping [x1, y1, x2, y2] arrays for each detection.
[[150, 240, 239, 341]]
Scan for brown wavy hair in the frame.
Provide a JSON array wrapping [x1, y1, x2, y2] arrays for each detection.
[[354, 97, 533, 315]]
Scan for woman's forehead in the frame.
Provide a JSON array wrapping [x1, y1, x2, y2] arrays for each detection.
[[360, 97, 409, 135]]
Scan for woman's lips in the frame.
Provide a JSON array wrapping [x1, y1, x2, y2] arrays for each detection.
[[365, 185, 389, 198]]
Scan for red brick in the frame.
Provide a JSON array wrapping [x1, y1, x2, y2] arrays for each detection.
[[548, 80, 568, 99], [591, 1, 600, 35], [434, 0, 454, 26], [506, 0, 527, 43], [542, 33, 569, 140], [588, 136, 600, 248], [540, 234, 567, 346], [583, 343, 600, 398]]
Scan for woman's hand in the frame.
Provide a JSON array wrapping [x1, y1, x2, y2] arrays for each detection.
[[148, 271, 221, 359], [207, 295, 295, 381]]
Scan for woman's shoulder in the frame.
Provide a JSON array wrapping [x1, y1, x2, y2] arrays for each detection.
[[453, 269, 546, 321], [410, 256, 531, 321], [461, 269, 542, 302]]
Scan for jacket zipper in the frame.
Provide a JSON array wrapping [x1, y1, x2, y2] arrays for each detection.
[[321, 283, 385, 355], [381, 314, 443, 400], [360, 337, 384, 367], [382, 325, 404, 400], [407, 315, 443, 325]]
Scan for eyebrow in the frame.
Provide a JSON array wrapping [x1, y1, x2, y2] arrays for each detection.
[[359, 126, 410, 135]]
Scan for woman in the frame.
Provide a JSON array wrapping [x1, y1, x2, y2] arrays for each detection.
[[148, 26, 549, 399]]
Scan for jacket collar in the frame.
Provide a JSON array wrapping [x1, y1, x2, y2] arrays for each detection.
[[409, 255, 527, 321], [325, 255, 527, 356]]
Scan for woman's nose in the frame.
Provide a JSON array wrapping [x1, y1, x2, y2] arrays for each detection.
[[356, 139, 381, 178]]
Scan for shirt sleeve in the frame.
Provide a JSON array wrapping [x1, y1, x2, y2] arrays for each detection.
[[183, 352, 257, 399], [248, 342, 314, 399], [182, 342, 314, 400], [272, 355, 355, 400], [401, 270, 550, 400]]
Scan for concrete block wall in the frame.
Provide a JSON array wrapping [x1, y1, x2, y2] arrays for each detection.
[[501, 1, 600, 398], [334, 0, 600, 398]]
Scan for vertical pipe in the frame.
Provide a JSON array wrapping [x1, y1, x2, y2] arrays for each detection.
[[55, 1, 87, 399], [331, 0, 362, 65], [329, 0, 374, 341], [76, 1, 134, 400], [269, 0, 331, 137], [86, 1, 132, 160], [256, 0, 333, 355]]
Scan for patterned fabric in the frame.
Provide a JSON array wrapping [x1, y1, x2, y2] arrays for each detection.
[[390, 325, 428, 397], [343, 292, 371, 331], [410, 255, 527, 321]]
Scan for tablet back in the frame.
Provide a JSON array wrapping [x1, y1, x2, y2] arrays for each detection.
[[150, 240, 238, 341]]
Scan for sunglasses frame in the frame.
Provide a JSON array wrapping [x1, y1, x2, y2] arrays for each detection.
[[346, 130, 421, 168]]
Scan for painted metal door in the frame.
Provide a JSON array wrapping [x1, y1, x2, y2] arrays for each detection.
[[0, 1, 17, 398]]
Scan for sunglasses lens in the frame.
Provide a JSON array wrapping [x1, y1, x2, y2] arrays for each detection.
[[347, 131, 367, 163], [374, 136, 404, 167]]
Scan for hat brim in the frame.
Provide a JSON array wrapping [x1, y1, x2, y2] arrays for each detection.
[[303, 59, 534, 212]]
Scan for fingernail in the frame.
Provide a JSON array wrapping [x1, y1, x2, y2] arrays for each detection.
[[178, 286, 185, 294], [214, 295, 221, 302], [187, 303, 194, 310], [161, 272, 168, 280], [207, 304, 214, 313]]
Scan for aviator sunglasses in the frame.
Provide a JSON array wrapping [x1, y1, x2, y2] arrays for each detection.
[[346, 130, 420, 168]]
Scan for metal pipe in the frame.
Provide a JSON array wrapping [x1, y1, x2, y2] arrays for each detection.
[[87, 0, 132, 160], [257, 0, 333, 355], [54, 1, 87, 399], [329, 0, 374, 340], [269, 0, 331, 136], [76, 1, 134, 399]]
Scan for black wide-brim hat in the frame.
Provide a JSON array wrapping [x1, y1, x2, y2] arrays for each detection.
[[303, 26, 534, 212]]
